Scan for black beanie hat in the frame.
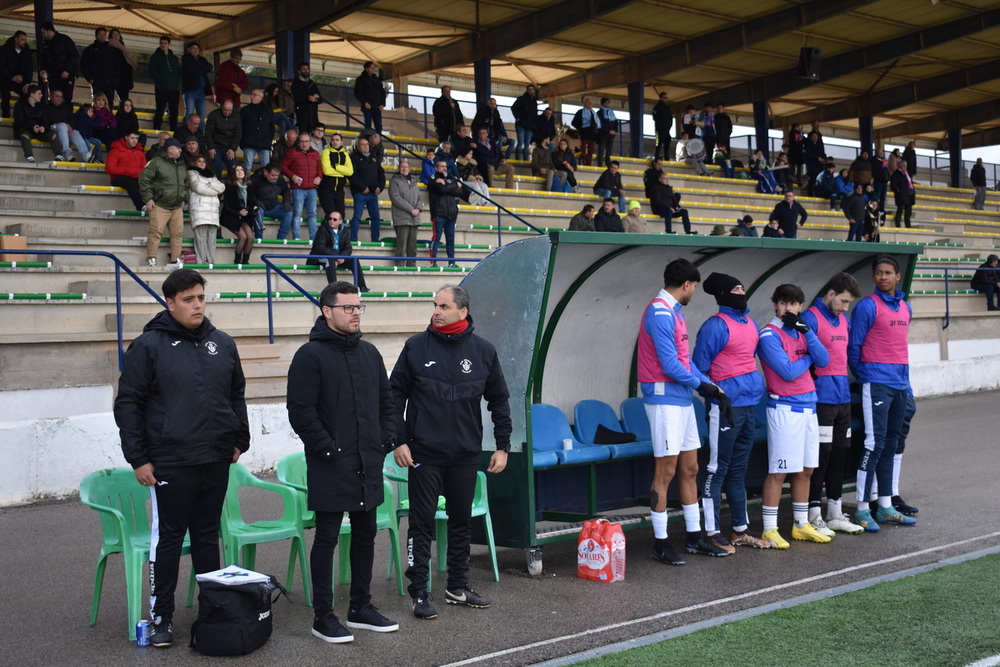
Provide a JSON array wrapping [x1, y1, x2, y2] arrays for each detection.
[[703, 272, 742, 297]]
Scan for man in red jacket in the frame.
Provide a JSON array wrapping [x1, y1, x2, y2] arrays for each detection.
[[281, 132, 322, 240], [106, 131, 147, 210], [214, 48, 247, 107]]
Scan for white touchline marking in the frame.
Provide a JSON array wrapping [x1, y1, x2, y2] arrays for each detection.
[[966, 655, 1000, 667], [440, 531, 1000, 667]]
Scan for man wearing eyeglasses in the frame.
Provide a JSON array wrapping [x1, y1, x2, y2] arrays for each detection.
[[287, 281, 399, 643], [390, 285, 512, 620], [308, 210, 370, 292]]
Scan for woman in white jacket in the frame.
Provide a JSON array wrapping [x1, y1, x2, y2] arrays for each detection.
[[187, 155, 225, 264]]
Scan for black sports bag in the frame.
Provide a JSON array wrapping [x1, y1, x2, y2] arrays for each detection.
[[189, 574, 285, 655]]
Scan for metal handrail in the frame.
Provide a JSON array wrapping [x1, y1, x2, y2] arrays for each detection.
[[0, 248, 166, 369], [914, 263, 1000, 331], [260, 252, 479, 343], [317, 97, 546, 237]]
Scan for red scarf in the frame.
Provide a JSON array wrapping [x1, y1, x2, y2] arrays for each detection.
[[432, 319, 469, 335]]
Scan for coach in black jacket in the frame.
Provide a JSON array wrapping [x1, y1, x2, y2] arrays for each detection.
[[114, 269, 248, 647], [390, 285, 512, 619], [287, 281, 399, 641]]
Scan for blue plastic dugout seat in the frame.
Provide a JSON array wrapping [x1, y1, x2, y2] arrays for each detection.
[[619, 397, 650, 440], [530, 403, 611, 466], [573, 399, 653, 458]]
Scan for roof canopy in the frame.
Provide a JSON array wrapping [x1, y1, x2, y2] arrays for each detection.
[[6, 0, 1000, 144]]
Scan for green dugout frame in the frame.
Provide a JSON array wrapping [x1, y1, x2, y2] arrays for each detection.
[[463, 232, 922, 563]]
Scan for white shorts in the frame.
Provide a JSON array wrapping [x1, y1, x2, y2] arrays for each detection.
[[765, 403, 819, 474], [645, 403, 702, 458]]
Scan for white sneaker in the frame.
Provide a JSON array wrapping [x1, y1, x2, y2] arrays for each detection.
[[26, 155, 34, 163], [827, 516, 865, 534], [810, 516, 836, 538], [167, 259, 184, 271], [146, 257, 157, 267]]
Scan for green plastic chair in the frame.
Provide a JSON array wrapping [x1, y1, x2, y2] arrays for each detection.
[[276, 452, 404, 596], [219, 462, 311, 605], [79, 468, 195, 641], [382, 452, 499, 583]]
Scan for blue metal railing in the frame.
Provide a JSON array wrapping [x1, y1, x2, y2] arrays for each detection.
[[260, 253, 479, 343], [0, 249, 165, 369], [318, 97, 545, 238], [914, 264, 1000, 330]]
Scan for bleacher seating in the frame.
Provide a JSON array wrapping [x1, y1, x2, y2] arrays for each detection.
[[4, 76, 1000, 402]]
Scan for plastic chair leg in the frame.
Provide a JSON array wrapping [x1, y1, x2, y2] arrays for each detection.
[[241, 544, 257, 570], [435, 517, 448, 572], [185, 568, 195, 607], [387, 524, 404, 596], [126, 553, 144, 641], [90, 551, 110, 626], [295, 536, 312, 606], [482, 514, 500, 583]]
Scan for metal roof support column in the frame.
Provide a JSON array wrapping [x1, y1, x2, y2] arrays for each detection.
[[628, 81, 644, 159], [33, 0, 52, 50], [753, 100, 769, 162], [948, 128, 962, 189], [859, 115, 873, 156], [274, 29, 309, 83], [474, 59, 491, 111]]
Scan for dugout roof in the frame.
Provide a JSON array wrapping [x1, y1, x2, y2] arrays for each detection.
[[4, 0, 1000, 146]]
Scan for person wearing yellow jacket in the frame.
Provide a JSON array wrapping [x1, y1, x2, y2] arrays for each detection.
[[319, 132, 354, 218]]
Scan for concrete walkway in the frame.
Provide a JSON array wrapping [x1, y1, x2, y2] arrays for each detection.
[[2, 391, 997, 666]]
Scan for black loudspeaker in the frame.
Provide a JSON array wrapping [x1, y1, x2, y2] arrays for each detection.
[[797, 47, 821, 80]]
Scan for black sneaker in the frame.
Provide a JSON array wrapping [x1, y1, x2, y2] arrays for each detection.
[[892, 495, 919, 515], [445, 586, 491, 608], [412, 594, 438, 619], [150, 619, 173, 648], [346, 603, 399, 632], [312, 613, 354, 643], [652, 539, 686, 566], [686, 534, 731, 557]]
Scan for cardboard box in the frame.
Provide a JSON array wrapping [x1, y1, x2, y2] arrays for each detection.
[[0, 234, 31, 263]]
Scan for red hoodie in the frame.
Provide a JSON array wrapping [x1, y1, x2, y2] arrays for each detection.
[[105, 137, 147, 180]]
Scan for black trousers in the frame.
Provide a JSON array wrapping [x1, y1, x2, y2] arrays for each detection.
[[153, 89, 179, 132], [596, 132, 615, 168], [318, 182, 346, 219], [654, 131, 670, 160], [809, 402, 851, 505], [405, 461, 477, 598], [148, 460, 230, 624], [311, 508, 378, 615], [111, 175, 144, 210], [323, 258, 367, 290], [1, 79, 24, 116]]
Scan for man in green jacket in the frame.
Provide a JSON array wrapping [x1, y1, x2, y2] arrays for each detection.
[[139, 137, 188, 268], [148, 35, 181, 132]]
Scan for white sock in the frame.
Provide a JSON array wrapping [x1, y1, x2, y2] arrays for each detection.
[[682, 503, 701, 533], [792, 502, 808, 527], [650, 510, 668, 539], [878, 495, 892, 509], [892, 453, 903, 497], [828, 497, 843, 520], [808, 505, 822, 522], [763, 505, 778, 532]]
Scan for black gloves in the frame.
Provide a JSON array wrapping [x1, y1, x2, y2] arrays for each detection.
[[697, 382, 733, 423], [716, 392, 734, 425], [698, 381, 721, 399], [781, 311, 810, 333]]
